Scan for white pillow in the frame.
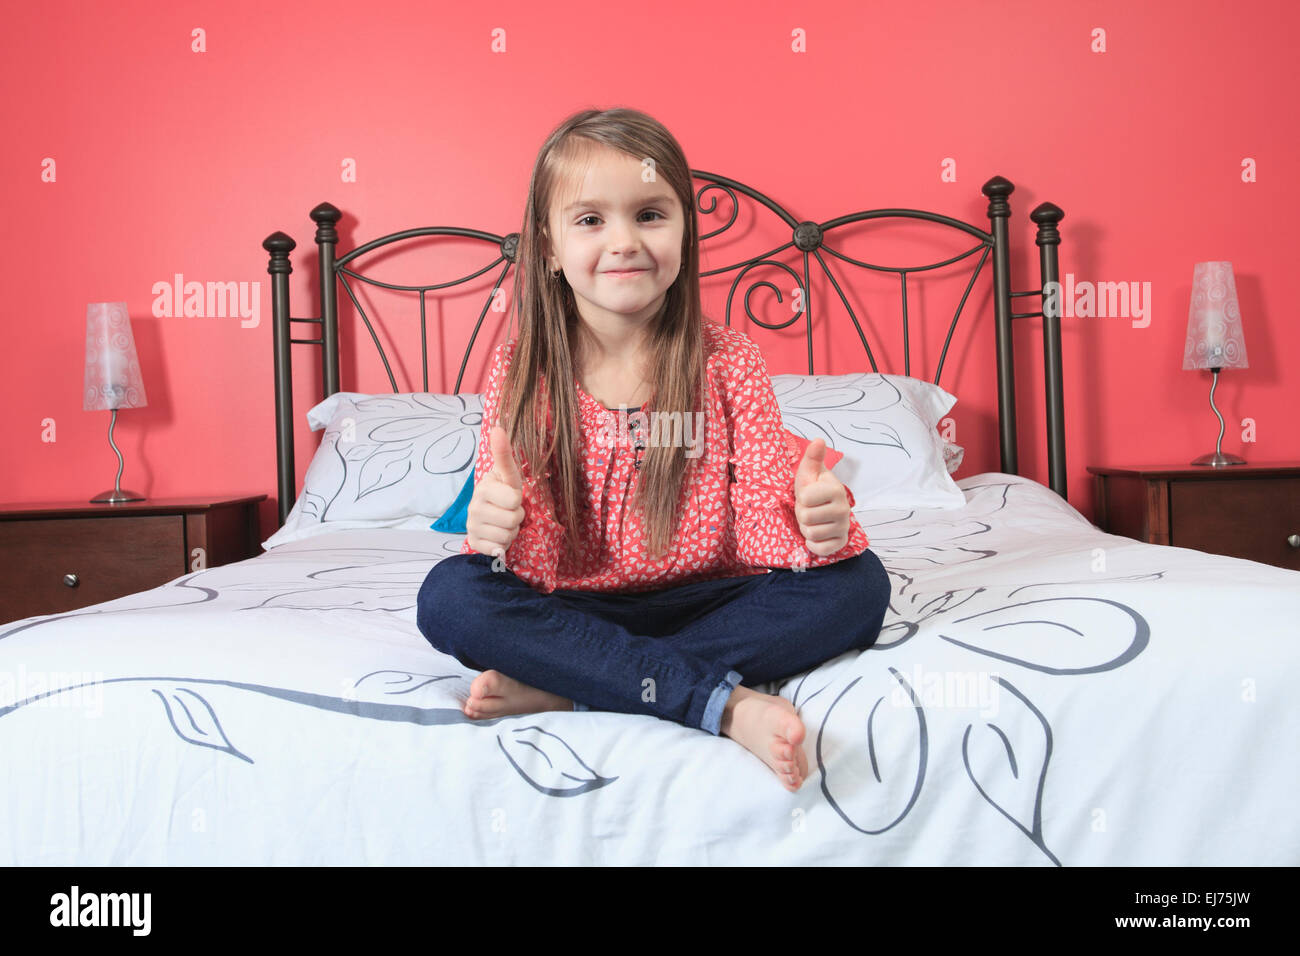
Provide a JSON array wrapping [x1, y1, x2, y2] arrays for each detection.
[[770, 373, 966, 510], [263, 391, 483, 550]]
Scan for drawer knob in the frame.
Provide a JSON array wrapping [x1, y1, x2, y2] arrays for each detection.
[[63, 573, 80, 588], [1289, 534, 1300, 550]]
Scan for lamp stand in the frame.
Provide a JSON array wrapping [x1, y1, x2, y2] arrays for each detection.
[[90, 407, 146, 502], [1190, 367, 1246, 467]]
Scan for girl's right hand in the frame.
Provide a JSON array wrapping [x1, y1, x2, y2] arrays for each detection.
[[465, 424, 527, 558]]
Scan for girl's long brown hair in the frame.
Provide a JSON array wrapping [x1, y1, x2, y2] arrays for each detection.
[[496, 107, 707, 562]]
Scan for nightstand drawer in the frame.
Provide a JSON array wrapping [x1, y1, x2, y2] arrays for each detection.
[[1170, 478, 1300, 570], [0, 515, 185, 620]]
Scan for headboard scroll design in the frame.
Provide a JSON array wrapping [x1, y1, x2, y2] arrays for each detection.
[[262, 174, 1065, 527]]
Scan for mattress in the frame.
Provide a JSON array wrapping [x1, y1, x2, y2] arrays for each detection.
[[2, 473, 1297, 865]]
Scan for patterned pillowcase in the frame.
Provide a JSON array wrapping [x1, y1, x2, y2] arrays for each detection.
[[263, 392, 483, 549], [264, 374, 967, 549], [770, 373, 966, 510]]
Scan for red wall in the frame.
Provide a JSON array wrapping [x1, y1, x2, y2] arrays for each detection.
[[5, 0, 1297, 538]]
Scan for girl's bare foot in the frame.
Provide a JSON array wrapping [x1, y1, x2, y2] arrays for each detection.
[[464, 669, 573, 719], [720, 684, 809, 792]]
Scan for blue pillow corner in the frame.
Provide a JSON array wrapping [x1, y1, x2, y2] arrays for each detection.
[[431, 470, 475, 534]]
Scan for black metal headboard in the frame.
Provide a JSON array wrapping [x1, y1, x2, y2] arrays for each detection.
[[262, 173, 1065, 528]]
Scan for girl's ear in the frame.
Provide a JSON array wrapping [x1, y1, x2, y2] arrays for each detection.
[[539, 230, 558, 271]]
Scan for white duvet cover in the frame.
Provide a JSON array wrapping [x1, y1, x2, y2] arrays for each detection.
[[2, 473, 1297, 865]]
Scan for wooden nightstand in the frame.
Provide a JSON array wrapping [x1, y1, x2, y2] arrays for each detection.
[[0, 495, 266, 625], [1087, 463, 1300, 571]]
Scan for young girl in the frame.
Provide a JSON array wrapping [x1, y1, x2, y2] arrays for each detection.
[[417, 107, 892, 792]]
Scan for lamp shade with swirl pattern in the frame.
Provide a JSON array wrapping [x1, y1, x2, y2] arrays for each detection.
[[83, 302, 148, 411], [1183, 261, 1248, 371]]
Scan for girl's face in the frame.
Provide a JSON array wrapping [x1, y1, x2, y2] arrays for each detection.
[[545, 146, 685, 332]]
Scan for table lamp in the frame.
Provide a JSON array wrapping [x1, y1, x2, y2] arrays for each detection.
[[1182, 261, 1248, 466], [83, 302, 148, 502]]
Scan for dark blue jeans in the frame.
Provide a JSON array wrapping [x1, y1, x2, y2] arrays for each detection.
[[416, 550, 891, 735]]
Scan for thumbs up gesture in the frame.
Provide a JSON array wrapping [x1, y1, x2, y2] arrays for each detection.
[[793, 437, 851, 557], [465, 424, 527, 559]]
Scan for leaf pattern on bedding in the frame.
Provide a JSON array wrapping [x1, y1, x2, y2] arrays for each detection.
[[937, 596, 1149, 675], [356, 443, 413, 499], [496, 726, 619, 797], [353, 670, 460, 697], [867, 522, 997, 591], [800, 582, 1159, 868], [876, 586, 988, 649], [843, 420, 909, 456], [300, 489, 328, 521], [961, 675, 1061, 866], [340, 441, 382, 461], [1, 669, 615, 798], [787, 477, 1165, 865], [151, 686, 253, 764], [815, 667, 927, 834], [789, 671, 832, 710]]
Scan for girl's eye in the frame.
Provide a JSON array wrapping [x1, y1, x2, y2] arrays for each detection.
[[576, 211, 666, 226]]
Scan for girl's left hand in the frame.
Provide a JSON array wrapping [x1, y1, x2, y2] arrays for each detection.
[[793, 438, 851, 556]]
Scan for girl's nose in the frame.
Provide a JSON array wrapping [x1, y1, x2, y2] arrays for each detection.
[[606, 219, 642, 252]]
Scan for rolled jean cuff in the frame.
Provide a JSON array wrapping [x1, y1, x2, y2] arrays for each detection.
[[701, 669, 744, 736]]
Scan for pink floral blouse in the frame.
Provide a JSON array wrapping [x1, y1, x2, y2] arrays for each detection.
[[460, 320, 871, 594]]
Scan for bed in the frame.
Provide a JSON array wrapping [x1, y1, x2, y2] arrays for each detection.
[[3, 173, 1297, 866]]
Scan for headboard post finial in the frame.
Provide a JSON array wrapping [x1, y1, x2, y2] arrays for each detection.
[[263, 231, 298, 527], [310, 202, 342, 241], [262, 231, 296, 267], [982, 176, 1018, 477], [981, 176, 1013, 214], [310, 203, 343, 398], [1030, 202, 1064, 243], [1032, 201, 1067, 498]]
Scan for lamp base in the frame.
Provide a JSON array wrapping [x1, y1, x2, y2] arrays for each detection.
[[1189, 451, 1247, 467], [90, 489, 147, 503]]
